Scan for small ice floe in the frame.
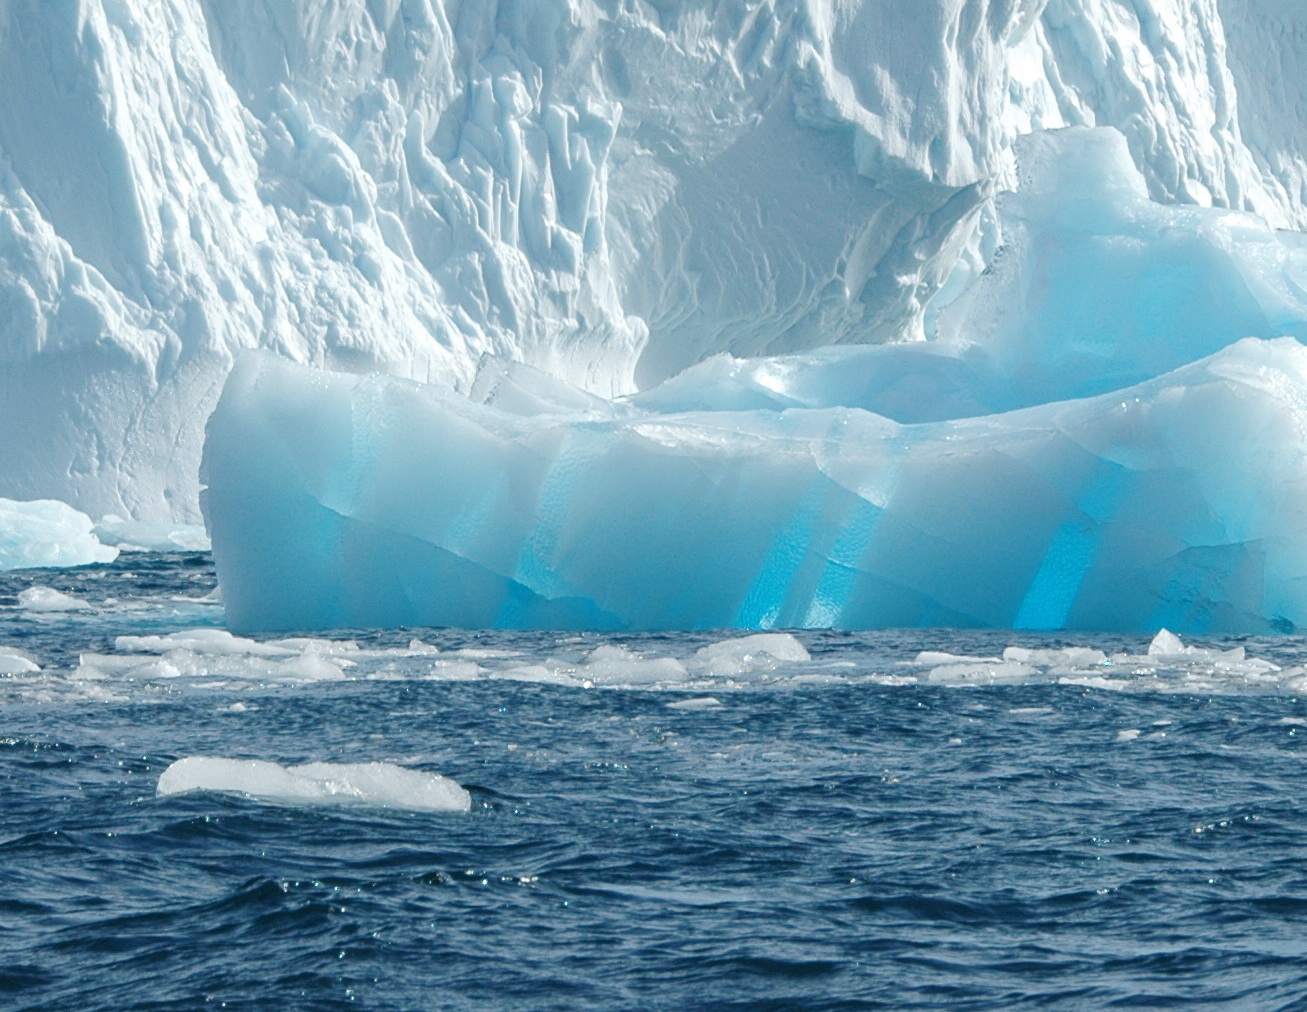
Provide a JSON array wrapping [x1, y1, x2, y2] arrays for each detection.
[[1116, 729, 1141, 742], [0, 649, 39, 674], [1002, 646, 1107, 669], [116, 629, 297, 657], [18, 586, 93, 612], [156, 757, 470, 813], [568, 644, 688, 685], [491, 633, 812, 689], [666, 696, 723, 710], [902, 629, 1291, 694], [689, 633, 810, 678], [926, 661, 1037, 685]]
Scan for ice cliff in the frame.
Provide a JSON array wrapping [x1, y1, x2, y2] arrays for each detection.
[[3, 0, 1307, 521]]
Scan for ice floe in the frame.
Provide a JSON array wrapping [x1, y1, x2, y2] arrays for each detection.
[[156, 758, 470, 813]]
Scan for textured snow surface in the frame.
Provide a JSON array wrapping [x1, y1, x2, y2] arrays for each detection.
[[4, 0, 1307, 518], [156, 757, 471, 813], [0, 499, 118, 571]]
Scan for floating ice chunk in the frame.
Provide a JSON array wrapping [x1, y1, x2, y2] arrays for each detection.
[[0, 499, 118, 571], [1148, 630, 1187, 656], [156, 757, 470, 813], [205, 337, 1307, 634], [93, 516, 211, 552], [115, 629, 297, 657], [914, 651, 1001, 665], [666, 696, 723, 710], [0, 651, 39, 674], [573, 645, 688, 685], [19, 586, 93, 612], [1002, 646, 1107, 668], [689, 635, 811, 678], [1145, 630, 1254, 664]]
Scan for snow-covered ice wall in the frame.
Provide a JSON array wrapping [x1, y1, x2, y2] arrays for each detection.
[[3, 0, 1307, 520]]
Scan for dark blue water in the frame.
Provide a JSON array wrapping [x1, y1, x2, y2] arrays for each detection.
[[5, 556, 1307, 1009]]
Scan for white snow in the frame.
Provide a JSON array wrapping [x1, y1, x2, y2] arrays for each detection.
[[3, 1, 1307, 519], [156, 757, 470, 813]]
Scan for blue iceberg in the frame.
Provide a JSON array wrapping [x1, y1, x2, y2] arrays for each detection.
[[205, 337, 1307, 635]]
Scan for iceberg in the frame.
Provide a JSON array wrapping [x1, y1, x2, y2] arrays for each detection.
[[0, 498, 118, 571], [204, 335, 1307, 635]]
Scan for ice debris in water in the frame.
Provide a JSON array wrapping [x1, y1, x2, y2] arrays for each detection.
[[43, 623, 1302, 701], [156, 758, 470, 813], [19, 587, 93, 612], [0, 499, 117, 571]]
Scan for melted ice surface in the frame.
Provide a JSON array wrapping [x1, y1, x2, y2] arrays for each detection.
[[156, 757, 470, 814]]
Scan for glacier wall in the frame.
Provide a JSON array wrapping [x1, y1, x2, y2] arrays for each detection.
[[3, 0, 1306, 520]]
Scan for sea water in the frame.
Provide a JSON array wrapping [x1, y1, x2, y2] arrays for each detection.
[[4, 554, 1307, 1009]]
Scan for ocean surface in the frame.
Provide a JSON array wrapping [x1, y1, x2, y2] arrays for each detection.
[[4, 554, 1307, 1010]]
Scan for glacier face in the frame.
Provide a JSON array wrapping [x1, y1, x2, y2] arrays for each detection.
[[3, 0, 1307, 520]]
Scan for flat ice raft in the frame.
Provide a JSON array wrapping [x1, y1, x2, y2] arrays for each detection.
[[205, 339, 1307, 635], [157, 758, 471, 813]]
